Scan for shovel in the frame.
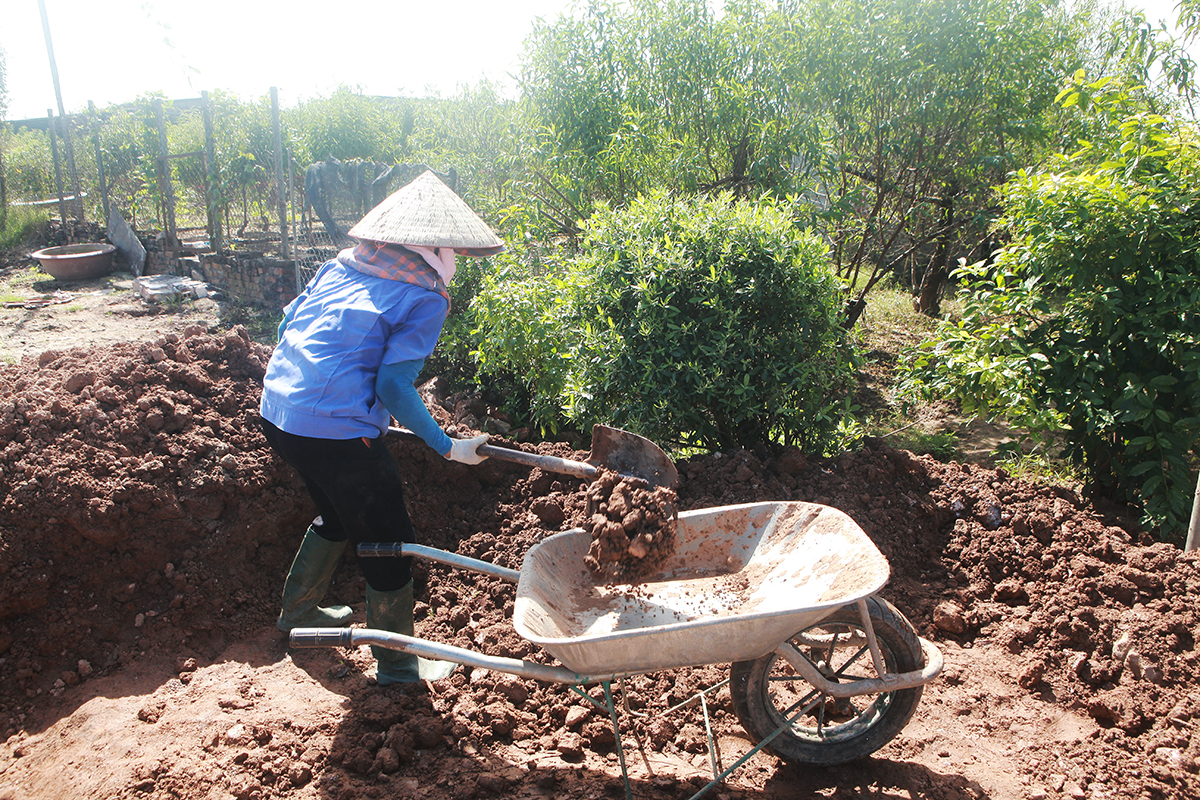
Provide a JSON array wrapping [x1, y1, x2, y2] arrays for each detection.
[[386, 424, 679, 489]]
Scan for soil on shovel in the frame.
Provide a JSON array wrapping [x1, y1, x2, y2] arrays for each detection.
[[583, 469, 678, 581], [0, 327, 1199, 800]]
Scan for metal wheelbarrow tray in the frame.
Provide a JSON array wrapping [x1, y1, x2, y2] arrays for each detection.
[[514, 501, 892, 675]]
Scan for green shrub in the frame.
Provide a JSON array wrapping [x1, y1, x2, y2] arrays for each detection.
[[1, 127, 55, 203], [471, 191, 857, 452], [903, 74, 1200, 538], [467, 257, 589, 432]]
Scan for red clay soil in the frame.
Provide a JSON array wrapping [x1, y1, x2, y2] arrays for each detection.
[[0, 327, 1198, 800], [583, 470, 678, 582]]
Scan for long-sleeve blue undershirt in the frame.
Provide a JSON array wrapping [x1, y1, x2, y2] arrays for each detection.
[[376, 359, 452, 456]]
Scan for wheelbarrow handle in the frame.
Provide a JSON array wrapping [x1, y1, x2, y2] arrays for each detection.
[[290, 628, 354, 648], [386, 426, 598, 480]]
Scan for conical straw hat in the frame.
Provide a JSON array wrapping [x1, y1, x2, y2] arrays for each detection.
[[348, 170, 504, 256]]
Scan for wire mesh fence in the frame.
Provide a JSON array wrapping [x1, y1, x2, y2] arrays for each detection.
[[1, 90, 482, 309], [285, 158, 459, 291], [288, 156, 344, 293], [2, 91, 296, 277]]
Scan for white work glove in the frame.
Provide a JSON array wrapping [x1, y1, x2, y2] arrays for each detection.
[[444, 434, 489, 465]]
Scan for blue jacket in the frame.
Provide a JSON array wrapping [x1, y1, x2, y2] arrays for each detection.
[[260, 258, 452, 453]]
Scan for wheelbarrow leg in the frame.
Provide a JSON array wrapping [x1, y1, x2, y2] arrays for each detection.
[[604, 682, 634, 800], [571, 681, 634, 800], [685, 698, 823, 800]]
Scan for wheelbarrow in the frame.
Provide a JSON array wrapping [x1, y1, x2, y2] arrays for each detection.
[[292, 501, 943, 796]]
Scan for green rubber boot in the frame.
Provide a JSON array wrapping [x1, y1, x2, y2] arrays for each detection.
[[366, 581, 456, 685], [276, 526, 354, 633]]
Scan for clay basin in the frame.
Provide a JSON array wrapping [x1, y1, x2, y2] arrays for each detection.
[[31, 243, 116, 280]]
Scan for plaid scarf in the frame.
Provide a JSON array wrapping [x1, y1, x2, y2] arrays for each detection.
[[336, 242, 450, 303]]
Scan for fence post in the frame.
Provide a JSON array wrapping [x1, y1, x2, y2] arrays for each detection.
[[202, 91, 224, 253], [271, 87, 290, 259], [288, 149, 302, 295], [88, 101, 110, 226], [0, 125, 8, 231], [153, 98, 178, 248], [47, 109, 69, 234]]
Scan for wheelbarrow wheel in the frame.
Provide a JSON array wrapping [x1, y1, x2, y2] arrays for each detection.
[[729, 596, 924, 765]]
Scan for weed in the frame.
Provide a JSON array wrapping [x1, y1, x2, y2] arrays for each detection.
[[221, 302, 283, 346], [0, 207, 49, 252], [884, 427, 963, 461], [4, 265, 50, 290], [997, 450, 1082, 488], [158, 294, 188, 310]]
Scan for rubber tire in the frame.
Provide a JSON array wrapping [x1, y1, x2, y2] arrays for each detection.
[[729, 596, 925, 765]]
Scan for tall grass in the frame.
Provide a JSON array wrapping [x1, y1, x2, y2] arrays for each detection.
[[0, 206, 49, 252]]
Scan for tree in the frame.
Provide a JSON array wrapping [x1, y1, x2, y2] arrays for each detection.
[[904, 73, 1200, 538], [1183, 0, 1200, 41], [518, 0, 1084, 323], [1087, 4, 1197, 118], [519, 1, 813, 220], [782, 0, 1078, 322]]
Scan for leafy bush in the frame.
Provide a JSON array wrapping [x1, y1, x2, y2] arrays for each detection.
[[903, 74, 1200, 538], [471, 191, 857, 452], [465, 256, 587, 431]]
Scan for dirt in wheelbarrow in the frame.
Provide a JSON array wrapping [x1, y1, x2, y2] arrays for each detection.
[[1, 329, 1199, 800]]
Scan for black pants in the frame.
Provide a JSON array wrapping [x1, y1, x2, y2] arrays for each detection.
[[261, 419, 414, 591]]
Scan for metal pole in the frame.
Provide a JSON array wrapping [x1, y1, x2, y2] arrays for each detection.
[[88, 101, 109, 225], [37, 0, 66, 130], [271, 87, 289, 259], [1186, 469, 1200, 551], [153, 99, 177, 248], [201, 91, 223, 253], [47, 109, 68, 234], [37, 0, 83, 221]]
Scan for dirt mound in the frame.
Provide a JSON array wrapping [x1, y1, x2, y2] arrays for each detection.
[[0, 332, 1198, 800]]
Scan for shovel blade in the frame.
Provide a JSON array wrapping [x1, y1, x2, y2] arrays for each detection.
[[588, 425, 679, 489]]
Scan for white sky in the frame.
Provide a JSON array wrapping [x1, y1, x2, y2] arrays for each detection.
[[0, 0, 1191, 122], [0, 0, 580, 121]]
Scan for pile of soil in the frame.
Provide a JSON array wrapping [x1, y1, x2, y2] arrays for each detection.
[[0, 328, 1198, 800], [583, 470, 678, 581]]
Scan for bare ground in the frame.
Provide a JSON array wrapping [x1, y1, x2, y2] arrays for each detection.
[[0, 269, 1198, 800]]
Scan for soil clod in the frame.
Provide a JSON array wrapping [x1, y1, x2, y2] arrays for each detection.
[[581, 468, 678, 581]]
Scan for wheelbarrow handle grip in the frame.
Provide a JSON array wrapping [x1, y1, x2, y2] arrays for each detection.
[[290, 628, 354, 648], [386, 426, 597, 480]]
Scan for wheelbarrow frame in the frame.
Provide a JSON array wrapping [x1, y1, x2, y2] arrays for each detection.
[[292, 505, 944, 800]]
